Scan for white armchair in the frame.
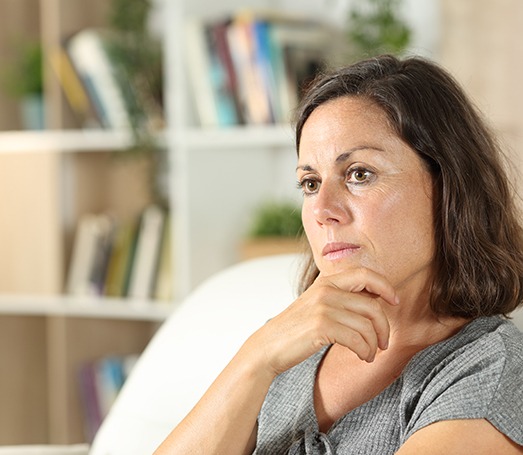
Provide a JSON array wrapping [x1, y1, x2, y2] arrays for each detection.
[[1, 253, 522, 455], [89, 253, 300, 454]]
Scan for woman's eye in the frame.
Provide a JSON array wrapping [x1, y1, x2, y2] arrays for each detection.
[[348, 168, 372, 184], [298, 178, 320, 194]]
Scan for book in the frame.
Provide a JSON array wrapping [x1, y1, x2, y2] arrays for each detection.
[[78, 354, 138, 442], [66, 28, 132, 129], [183, 12, 330, 127], [270, 20, 330, 119], [127, 205, 165, 299], [94, 356, 126, 418], [89, 217, 114, 295], [78, 362, 103, 442], [251, 19, 281, 123], [184, 18, 220, 127], [103, 221, 138, 298], [153, 213, 174, 301], [226, 14, 273, 125], [211, 19, 246, 124], [120, 220, 140, 297], [204, 22, 240, 126], [49, 41, 102, 128], [186, 17, 254, 127], [66, 213, 113, 296]]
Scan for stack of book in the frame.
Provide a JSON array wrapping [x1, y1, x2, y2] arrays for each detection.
[[66, 205, 173, 302], [78, 353, 139, 442], [50, 28, 162, 131], [185, 11, 332, 127]]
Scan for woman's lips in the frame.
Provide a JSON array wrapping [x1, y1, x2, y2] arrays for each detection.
[[322, 242, 360, 260]]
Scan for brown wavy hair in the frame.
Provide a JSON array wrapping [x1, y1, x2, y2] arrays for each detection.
[[295, 54, 523, 318]]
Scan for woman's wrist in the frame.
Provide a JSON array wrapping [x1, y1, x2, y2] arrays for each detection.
[[234, 333, 280, 386]]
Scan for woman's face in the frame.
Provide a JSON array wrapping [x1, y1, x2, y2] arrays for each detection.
[[297, 96, 435, 296]]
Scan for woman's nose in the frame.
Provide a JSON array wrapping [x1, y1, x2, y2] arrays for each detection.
[[312, 182, 351, 226]]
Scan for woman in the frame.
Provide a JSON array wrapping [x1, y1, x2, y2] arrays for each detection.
[[155, 55, 523, 454]]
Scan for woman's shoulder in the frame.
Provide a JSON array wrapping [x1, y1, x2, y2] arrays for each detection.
[[401, 316, 523, 446], [495, 316, 523, 358], [449, 316, 523, 372], [404, 316, 523, 394], [409, 316, 522, 374]]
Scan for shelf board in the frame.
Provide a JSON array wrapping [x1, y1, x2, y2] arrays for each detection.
[[0, 294, 175, 321], [0, 129, 138, 153], [177, 124, 296, 149], [0, 126, 293, 153]]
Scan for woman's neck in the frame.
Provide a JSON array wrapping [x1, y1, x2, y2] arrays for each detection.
[[384, 299, 470, 354]]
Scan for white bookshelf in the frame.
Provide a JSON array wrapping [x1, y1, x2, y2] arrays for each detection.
[[0, 0, 363, 444], [0, 0, 171, 444]]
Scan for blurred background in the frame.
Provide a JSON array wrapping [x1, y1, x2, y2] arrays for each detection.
[[0, 0, 521, 446]]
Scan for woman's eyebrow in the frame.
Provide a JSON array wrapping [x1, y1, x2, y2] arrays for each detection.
[[296, 164, 314, 172], [335, 146, 385, 164], [297, 145, 385, 171]]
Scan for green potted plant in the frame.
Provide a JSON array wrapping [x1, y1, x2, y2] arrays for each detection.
[[1, 38, 45, 129], [241, 201, 305, 260], [105, 0, 166, 205], [347, 0, 412, 60]]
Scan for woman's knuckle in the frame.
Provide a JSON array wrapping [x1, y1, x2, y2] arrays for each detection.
[[362, 318, 374, 333], [367, 297, 383, 315], [348, 330, 364, 348]]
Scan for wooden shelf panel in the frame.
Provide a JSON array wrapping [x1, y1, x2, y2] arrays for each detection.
[[0, 295, 175, 321]]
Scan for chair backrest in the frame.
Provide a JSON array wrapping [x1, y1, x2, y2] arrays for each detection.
[[89, 254, 302, 455]]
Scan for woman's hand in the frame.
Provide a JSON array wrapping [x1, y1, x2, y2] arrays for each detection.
[[244, 267, 399, 377], [154, 267, 398, 455]]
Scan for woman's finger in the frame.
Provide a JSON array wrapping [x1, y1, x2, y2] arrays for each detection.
[[319, 267, 400, 307], [309, 288, 386, 357], [313, 269, 395, 350]]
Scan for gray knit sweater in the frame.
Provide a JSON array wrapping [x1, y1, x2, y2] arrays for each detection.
[[254, 316, 523, 454]]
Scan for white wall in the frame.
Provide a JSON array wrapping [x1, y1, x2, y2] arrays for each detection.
[[511, 308, 523, 332]]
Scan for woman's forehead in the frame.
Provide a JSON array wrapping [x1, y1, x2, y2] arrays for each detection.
[[298, 97, 398, 156]]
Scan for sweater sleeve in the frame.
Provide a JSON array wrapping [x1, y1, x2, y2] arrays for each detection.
[[403, 326, 523, 446], [485, 327, 523, 445]]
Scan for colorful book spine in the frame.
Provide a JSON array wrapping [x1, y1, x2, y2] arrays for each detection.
[[78, 354, 138, 442], [127, 205, 165, 300], [66, 214, 113, 296], [184, 12, 332, 127], [67, 206, 173, 301], [66, 29, 132, 129]]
